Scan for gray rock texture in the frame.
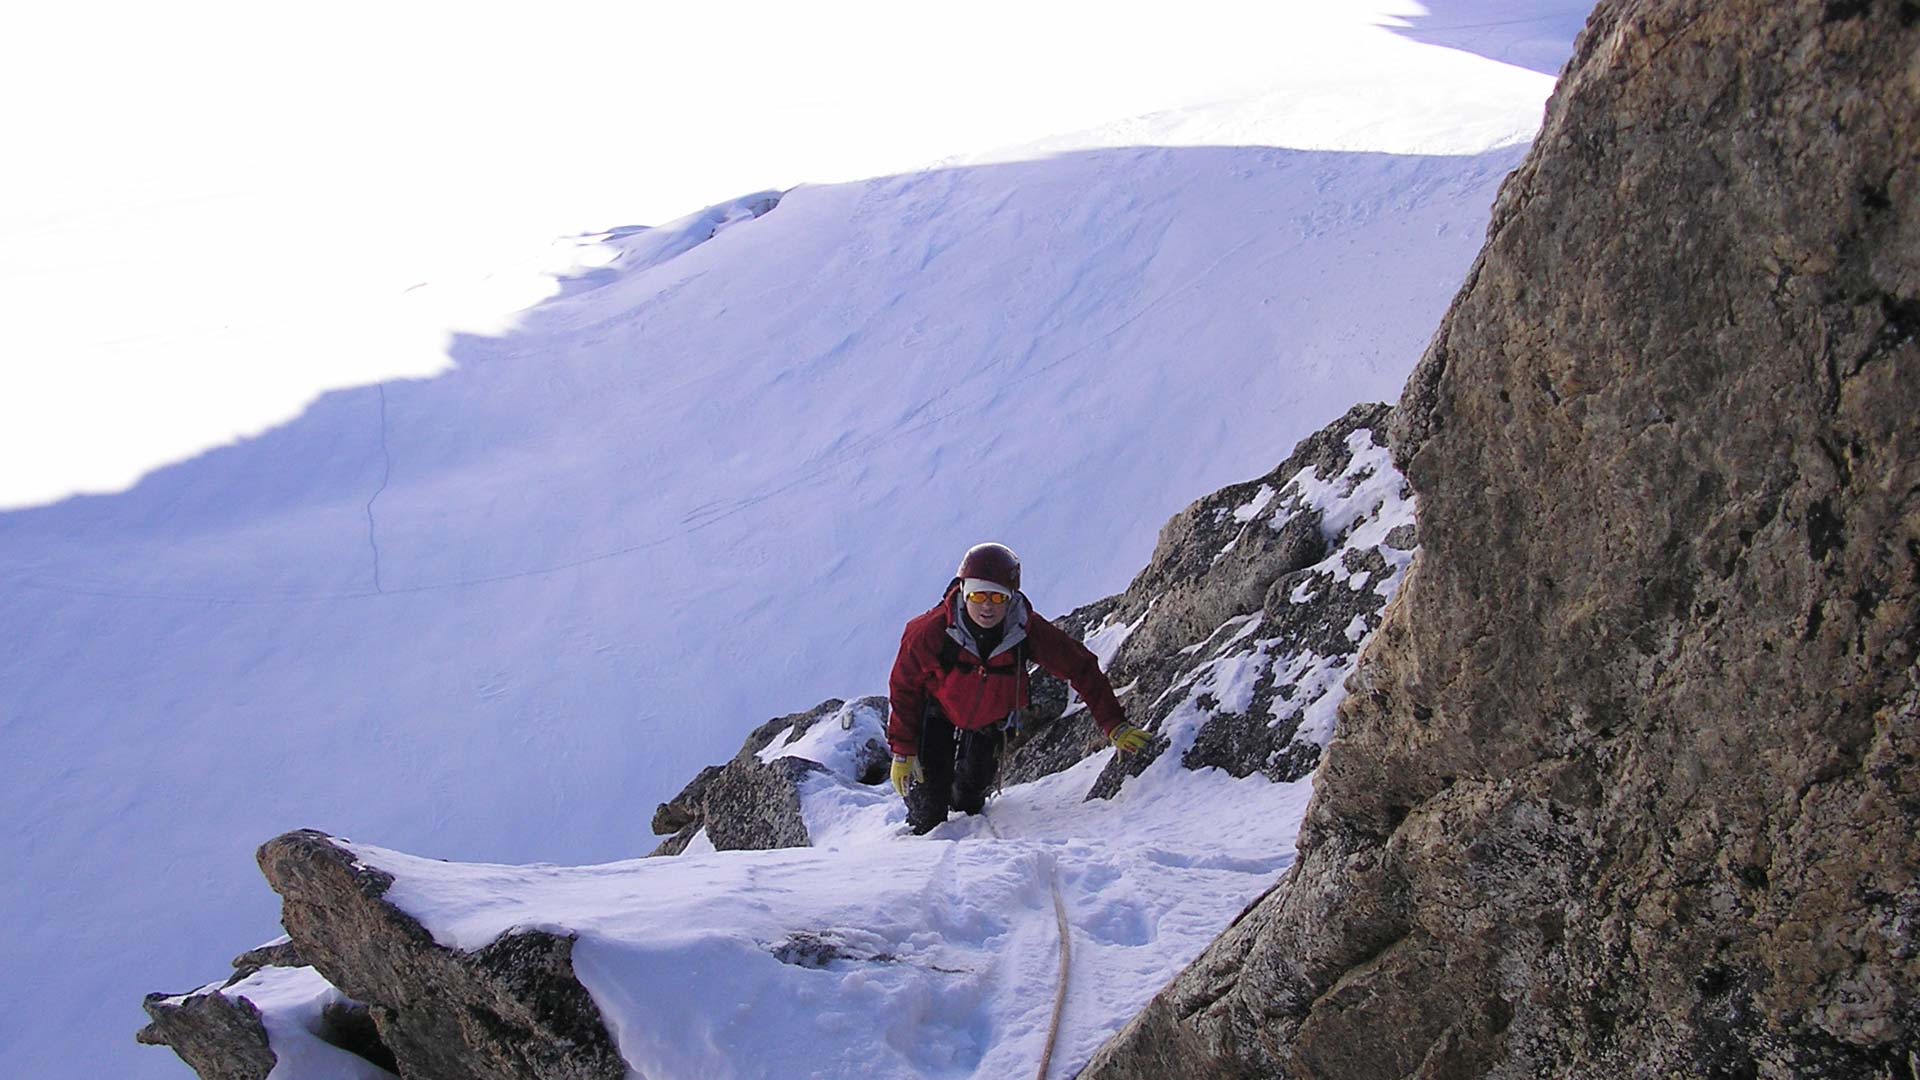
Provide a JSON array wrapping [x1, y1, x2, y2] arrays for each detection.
[[229, 938, 305, 979], [257, 830, 626, 1080], [137, 989, 278, 1080], [1082, 1, 1919, 1077], [139, 939, 399, 1080], [701, 754, 825, 851], [1082, 401, 1414, 799]]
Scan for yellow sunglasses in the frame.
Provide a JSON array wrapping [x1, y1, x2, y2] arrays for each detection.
[[965, 590, 1011, 605]]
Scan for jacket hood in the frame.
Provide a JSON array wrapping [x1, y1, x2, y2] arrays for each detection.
[[944, 580, 1029, 661]]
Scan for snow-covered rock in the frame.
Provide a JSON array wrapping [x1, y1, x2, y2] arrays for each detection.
[[249, 830, 628, 1080], [1084, 401, 1414, 797], [970, 402, 1416, 802], [649, 697, 890, 855], [138, 942, 393, 1080]]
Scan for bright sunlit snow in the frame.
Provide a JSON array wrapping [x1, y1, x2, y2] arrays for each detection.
[[7, 0, 1555, 511], [0, 2, 1594, 1077]]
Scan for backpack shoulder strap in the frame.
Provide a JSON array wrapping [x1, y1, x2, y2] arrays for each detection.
[[938, 631, 1027, 674]]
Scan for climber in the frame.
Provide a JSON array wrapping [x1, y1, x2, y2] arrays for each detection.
[[886, 541, 1151, 834]]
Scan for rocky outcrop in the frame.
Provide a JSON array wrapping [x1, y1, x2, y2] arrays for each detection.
[[256, 830, 626, 1080], [650, 696, 891, 855], [145, 833, 624, 1080], [1075, 402, 1417, 799], [1083, 2, 1919, 1077], [999, 403, 1416, 797], [138, 988, 279, 1080]]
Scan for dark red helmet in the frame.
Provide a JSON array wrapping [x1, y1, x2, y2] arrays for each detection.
[[956, 542, 1021, 592]]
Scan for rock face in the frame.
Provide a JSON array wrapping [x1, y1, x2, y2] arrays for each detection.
[[1082, 2, 1920, 1078], [257, 830, 626, 1080]]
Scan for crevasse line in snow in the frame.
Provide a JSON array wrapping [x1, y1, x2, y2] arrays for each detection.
[[364, 385, 392, 595]]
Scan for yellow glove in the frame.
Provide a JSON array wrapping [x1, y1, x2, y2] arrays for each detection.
[[1109, 723, 1152, 754], [890, 755, 924, 797]]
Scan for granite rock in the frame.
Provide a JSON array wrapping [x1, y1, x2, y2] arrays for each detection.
[[1082, 1, 1919, 1075]]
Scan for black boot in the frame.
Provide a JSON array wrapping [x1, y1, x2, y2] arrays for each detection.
[[906, 781, 949, 834]]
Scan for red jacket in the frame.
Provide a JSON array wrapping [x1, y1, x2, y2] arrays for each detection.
[[886, 585, 1128, 756]]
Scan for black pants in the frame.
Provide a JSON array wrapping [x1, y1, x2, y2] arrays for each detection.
[[907, 708, 1004, 834]]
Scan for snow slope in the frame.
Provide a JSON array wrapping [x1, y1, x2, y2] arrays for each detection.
[[157, 404, 1420, 1079], [0, 5, 1593, 1077], [357, 740, 1319, 1080]]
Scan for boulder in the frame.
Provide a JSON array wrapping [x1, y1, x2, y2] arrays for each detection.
[[140, 936, 398, 1080], [701, 755, 825, 851], [649, 764, 721, 837], [229, 937, 304, 979]]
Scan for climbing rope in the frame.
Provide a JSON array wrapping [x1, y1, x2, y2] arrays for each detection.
[[1037, 859, 1072, 1080], [982, 806, 1073, 1080]]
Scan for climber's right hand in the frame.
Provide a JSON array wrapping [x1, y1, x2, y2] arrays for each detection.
[[891, 754, 923, 797]]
